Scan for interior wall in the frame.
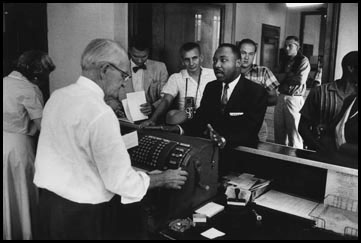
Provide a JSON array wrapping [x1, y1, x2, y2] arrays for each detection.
[[284, 9, 301, 41], [334, 3, 358, 80], [47, 3, 128, 93], [303, 15, 321, 57]]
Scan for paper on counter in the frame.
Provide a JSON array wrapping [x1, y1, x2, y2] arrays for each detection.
[[126, 91, 148, 121], [122, 131, 138, 149], [195, 202, 224, 218], [254, 190, 318, 219], [201, 228, 225, 239]]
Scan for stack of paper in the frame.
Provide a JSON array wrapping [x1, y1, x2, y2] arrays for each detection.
[[223, 173, 272, 205], [121, 91, 148, 123]]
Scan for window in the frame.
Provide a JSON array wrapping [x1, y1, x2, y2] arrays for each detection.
[[212, 15, 221, 55], [195, 14, 202, 42]]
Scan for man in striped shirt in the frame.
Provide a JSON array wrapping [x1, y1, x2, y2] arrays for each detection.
[[237, 39, 280, 142], [299, 51, 358, 151]]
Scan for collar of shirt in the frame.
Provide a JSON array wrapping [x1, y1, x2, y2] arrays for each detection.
[[327, 80, 339, 92], [181, 67, 203, 81], [130, 59, 148, 70], [77, 76, 105, 100], [8, 71, 31, 83], [222, 74, 241, 99], [243, 64, 258, 75]]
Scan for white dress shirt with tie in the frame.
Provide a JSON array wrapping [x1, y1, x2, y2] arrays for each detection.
[[131, 59, 146, 92]]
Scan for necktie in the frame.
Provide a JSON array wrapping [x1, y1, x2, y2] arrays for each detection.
[[133, 64, 146, 73], [221, 83, 229, 114]]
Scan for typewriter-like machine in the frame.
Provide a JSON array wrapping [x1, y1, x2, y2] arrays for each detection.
[[119, 120, 219, 232]]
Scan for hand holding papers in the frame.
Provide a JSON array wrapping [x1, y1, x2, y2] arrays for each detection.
[[121, 91, 148, 122]]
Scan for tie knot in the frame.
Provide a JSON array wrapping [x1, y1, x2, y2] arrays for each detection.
[[224, 83, 229, 90], [133, 64, 146, 73]]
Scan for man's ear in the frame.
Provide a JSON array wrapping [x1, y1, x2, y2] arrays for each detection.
[[236, 58, 242, 68], [99, 63, 109, 79], [200, 54, 204, 63]]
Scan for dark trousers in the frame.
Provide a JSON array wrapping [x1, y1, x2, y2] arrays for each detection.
[[36, 189, 148, 240]]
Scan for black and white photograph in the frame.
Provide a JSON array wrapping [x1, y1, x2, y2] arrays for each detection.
[[3, 3, 358, 240]]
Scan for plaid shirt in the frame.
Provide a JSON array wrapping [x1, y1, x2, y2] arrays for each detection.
[[243, 64, 279, 90]]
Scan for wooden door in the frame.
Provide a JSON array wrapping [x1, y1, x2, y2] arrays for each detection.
[[152, 3, 223, 74], [260, 24, 280, 73]]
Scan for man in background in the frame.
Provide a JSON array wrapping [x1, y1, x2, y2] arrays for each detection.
[[125, 36, 169, 116], [299, 51, 358, 152], [237, 38, 279, 142], [141, 42, 216, 126], [274, 36, 310, 148]]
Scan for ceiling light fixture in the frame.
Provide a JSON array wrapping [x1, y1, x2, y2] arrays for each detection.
[[286, 3, 323, 8]]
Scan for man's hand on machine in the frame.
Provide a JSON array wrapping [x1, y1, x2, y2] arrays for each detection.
[[161, 168, 188, 189], [149, 168, 188, 190], [207, 124, 226, 149]]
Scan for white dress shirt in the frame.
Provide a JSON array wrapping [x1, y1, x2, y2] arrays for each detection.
[[131, 59, 146, 92], [161, 67, 216, 110], [222, 74, 241, 101], [34, 76, 150, 204]]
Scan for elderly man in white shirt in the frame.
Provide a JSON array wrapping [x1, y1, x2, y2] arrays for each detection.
[[140, 42, 216, 127], [33, 38, 188, 240]]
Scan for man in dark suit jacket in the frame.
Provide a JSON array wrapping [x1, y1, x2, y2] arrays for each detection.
[[181, 43, 268, 148]]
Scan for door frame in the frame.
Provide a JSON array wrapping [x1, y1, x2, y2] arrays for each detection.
[[260, 24, 280, 72]]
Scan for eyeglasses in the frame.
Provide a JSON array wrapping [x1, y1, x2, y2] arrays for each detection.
[[107, 62, 131, 81]]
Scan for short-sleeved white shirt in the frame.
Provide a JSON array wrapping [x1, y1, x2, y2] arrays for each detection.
[[161, 67, 216, 110], [3, 71, 44, 135]]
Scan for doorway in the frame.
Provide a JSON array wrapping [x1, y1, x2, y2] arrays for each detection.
[[260, 24, 280, 73], [3, 3, 49, 101]]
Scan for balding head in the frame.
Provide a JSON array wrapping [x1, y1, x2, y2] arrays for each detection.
[[81, 38, 129, 72]]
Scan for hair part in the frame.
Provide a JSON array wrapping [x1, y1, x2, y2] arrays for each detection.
[[81, 39, 126, 71], [15, 50, 55, 81], [179, 42, 201, 57], [237, 39, 258, 53]]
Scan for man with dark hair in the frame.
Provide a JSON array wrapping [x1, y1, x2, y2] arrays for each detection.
[[109, 36, 169, 117], [178, 43, 268, 147], [237, 38, 279, 142], [274, 36, 310, 148], [299, 51, 358, 151], [141, 42, 215, 126]]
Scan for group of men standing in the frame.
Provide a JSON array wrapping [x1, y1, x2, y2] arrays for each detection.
[[117, 35, 310, 149]]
